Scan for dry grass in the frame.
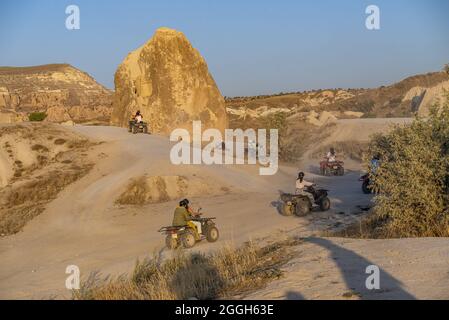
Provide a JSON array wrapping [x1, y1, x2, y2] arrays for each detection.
[[0, 123, 100, 235], [328, 209, 449, 239], [0, 165, 93, 235], [73, 238, 301, 300], [115, 176, 149, 206]]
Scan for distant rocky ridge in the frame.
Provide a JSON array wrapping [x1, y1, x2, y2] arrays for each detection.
[[0, 64, 113, 124], [226, 72, 449, 120], [111, 27, 227, 135]]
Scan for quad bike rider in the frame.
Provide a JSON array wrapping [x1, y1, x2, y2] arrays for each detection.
[[360, 154, 380, 194], [320, 147, 344, 176], [159, 199, 219, 249], [280, 172, 331, 216], [128, 110, 149, 134]]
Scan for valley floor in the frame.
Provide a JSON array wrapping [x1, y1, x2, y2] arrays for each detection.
[[0, 120, 447, 300]]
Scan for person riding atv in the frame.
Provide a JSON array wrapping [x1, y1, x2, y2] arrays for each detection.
[[159, 199, 219, 249], [280, 173, 331, 216], [320, 147, 344, 176], [360, 154, 380, 194], [172, 199, 202, 239], [296, 172, 314, 196], [326, 148, 337, 163], [128, 110, 149, 134]]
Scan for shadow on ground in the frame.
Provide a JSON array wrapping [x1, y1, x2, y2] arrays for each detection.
[[284, 237, 415, 300]]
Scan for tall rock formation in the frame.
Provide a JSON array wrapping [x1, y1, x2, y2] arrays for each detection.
[[0, 64, 113, 123], [111, 27, 227, 135]]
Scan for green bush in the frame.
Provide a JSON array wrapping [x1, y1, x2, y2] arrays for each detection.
[[367, 93, 449, 237], [28, 112, 47, 122]]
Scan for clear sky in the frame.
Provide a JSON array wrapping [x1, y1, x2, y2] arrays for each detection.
[[1, 0, 448, 96]]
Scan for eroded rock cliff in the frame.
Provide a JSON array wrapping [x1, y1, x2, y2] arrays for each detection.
[[111, 27, 227, 135], [0, 64, 112, 123]]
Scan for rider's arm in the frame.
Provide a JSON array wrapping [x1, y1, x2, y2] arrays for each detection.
[[304, 180, 314, 187], [187, 207, 200, 217]]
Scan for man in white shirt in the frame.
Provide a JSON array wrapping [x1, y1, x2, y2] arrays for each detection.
[[326, 147, 336, 163], [134, 110, 143, 123], [296, 172, 314, 195]]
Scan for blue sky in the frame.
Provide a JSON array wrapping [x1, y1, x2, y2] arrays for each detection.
[[0, 0, 448, 96]]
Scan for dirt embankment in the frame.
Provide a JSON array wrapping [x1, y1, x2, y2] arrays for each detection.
[[0, 123, 98, 235]]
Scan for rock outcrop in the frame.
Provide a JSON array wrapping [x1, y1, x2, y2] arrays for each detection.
[[416, 80, 449, 116], [0, 64, 113, 123], [111, 27, 227, 135]]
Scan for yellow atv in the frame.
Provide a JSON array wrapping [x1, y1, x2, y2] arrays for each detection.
[[159, 217, 219, 249]]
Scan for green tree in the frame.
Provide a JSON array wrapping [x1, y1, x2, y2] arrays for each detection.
[[367, 94, 449, 237], [28, 112, 47, 122]]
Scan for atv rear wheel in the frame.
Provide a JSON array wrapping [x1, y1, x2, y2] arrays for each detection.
[[295, 199, 311, 217], [165, 235, 178, 250], [206, 226, 219, 242], [181, 230, 196, 248], [337, 167, 345, 176], [319, 197, 331, 211], [280, 202, 294, 216]]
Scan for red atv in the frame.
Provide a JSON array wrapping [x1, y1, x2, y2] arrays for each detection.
[[320, 159, 345, 176]]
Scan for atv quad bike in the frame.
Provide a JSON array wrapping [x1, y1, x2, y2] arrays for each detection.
[[159, 216, 219, 250], [128, 120, 149, 134], [320, 159, 345, 176], [280, 186, 331, 217]]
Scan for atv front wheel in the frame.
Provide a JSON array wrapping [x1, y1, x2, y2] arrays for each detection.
[[324, 167, 331, 176], [280, 203, 294, 216], [319, 197, 331, 211], [143, 126, 148, 134], [132, 126, 138, 134], [362, 181, 371, 194], [181, 230, 196, 248], [295, 199, 311, 217], [206, 226, 219, 242], [165, 235, 178, 250]]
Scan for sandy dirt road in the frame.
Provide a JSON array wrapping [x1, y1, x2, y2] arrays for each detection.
[[3, 118, 447, 300]]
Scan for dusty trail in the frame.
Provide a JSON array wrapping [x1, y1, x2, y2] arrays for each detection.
[[1, 125, 369, 299], [2, 118, 447, 300]]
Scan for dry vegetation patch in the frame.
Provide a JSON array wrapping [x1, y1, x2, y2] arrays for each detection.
[[116, 175, 231, 206], [0, 123, 97, 235], [73, 238, 301, 300]]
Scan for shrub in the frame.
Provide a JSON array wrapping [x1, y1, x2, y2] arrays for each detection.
[[366, 93, 449, 237], [28, 112, 47, 122]]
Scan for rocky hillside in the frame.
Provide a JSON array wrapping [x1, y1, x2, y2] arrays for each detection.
[[226, 71, 449, 120], [111, 27, 227, 135], [0, 64, 113, 124]]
